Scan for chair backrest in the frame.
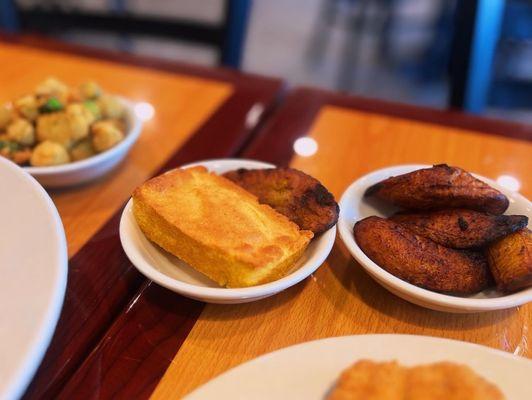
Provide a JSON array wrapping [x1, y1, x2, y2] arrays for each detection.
[[1, 0, 251, 68]]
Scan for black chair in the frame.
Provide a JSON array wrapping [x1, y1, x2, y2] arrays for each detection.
[[0, 0, 251, 68]]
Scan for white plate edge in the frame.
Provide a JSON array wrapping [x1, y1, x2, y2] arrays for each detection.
[[0, 157, 68, 400], [185, 334, 532, 399]]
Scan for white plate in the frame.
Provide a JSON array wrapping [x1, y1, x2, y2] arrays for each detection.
[[338, 164, 532, 313], [24, 97, 143, 188], [0, 157, 67, 400], [120, 158, 336, 304], [185, 334, 532, 399]]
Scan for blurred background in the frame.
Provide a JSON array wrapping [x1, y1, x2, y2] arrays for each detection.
[[1, 0, 531, 123]]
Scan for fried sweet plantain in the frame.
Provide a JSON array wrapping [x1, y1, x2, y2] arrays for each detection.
[[487, 228, 532, 292], [223, 167, 339, 235], [390, 209, 528, 249], [353, 216, 492, 294], [364, 164, 509, 214]]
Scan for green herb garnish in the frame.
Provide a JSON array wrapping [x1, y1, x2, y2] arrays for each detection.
[[39, 97, 63, 113], [83, 100, 101, 118], [0, 140, 21, 152]]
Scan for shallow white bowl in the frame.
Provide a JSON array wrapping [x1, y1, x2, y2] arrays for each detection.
[[0, 157, 67, 400], [120, 158, 336, 304], [338, 164, 532, 313], [186, 334, 532, 399], [24, 98, 142, 188]]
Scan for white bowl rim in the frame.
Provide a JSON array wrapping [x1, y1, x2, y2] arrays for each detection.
[[120, 158, 337, 301], [338, 163, 532, 312], [23, 97, 142, 176]]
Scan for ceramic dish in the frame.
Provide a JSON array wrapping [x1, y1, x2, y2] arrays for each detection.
[[23, 97, 142, 188], [0, 157, 68, 400], [120, 158, 336, 304], [185, 334, 532, 399], [338, 164, 532, 313]]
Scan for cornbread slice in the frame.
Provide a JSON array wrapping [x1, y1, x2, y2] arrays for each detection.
[[132, 166, 313, 287]]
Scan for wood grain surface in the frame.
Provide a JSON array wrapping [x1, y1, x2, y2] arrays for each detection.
[[0, 40, 283, 399], [151, 105, 532, 398], [0, 42, 232, 256], [57, 281, 204, 400], [55, 88, 532, 399]]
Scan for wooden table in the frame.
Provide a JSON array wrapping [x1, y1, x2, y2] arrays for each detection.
[[0, 36, 283, 400], [51, 87, 532, 398]]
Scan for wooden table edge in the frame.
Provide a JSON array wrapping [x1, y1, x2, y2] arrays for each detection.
[[18, 40, 283, 399], [55, 84, 532, 399], [0, 33, 283, 90], [245, 86, 532, 167], [297, 86, 532, 140]]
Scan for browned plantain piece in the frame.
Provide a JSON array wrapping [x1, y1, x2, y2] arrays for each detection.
[[390, 209, 528, 249], [353, 216, 492, 294], [223, 167, 339, 235], [487, 228, 532, 292], [364, 164, 509, 214]]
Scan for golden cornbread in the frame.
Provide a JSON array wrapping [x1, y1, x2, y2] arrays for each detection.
[[132, 166, 313, 287]]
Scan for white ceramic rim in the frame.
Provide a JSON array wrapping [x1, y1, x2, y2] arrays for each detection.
[[23, 97, 142, 176], [119, 158, 336, 302], [0, 157, 68, 400], [185, 334, 532, 399], [338, 164, 532, 312]]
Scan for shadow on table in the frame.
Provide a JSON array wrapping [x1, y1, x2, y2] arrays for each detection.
[[198, 276, 308, 322], [325, 241, 516, 331]]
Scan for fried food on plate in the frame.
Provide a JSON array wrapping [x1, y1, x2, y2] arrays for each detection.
[[364, 164, 509, 214], [328, 360, 504, 400], [353, 216, 491, 294], [133, 166, 313, 288], [487, 228, 532, 292], [390, 209, 528, 249], [328, 360, 404, 400], [223, 167, 339, 235]]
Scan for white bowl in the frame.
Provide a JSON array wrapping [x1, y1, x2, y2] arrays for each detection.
[[338, 164, 532, 313], [119, 158, 336, 304], [24, 98, 142, 188]]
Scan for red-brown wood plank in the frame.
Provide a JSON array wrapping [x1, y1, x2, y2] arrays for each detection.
[[7, 35, 283, 400], [57, 86, 531, 399]]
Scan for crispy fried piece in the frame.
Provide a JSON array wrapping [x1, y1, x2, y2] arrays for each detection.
[[328, 360, 504, 400], [0, 144, 32, 165], [406, 362, 504, 400], [328, 360, 405, 400], [353, 216, 492, 294], [364, 164, 509, 214], [487, 228, 532, 292], [390, 209, 528, 249], [223, 167, 339, 235], [11, 147, 32, 165]]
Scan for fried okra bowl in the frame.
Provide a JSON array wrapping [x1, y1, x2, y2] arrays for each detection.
[[0, 77, 142, 187]]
